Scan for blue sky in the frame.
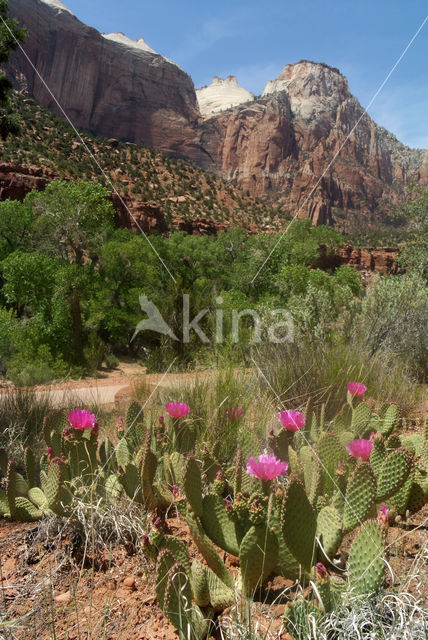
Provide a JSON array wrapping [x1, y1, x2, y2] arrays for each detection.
[[63, 0, 428, 148]]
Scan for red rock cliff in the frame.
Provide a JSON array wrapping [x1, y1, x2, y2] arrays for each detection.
[[199, 62, 428, 229], [6, 2, 428, 231], [6, 0, 204, 163]]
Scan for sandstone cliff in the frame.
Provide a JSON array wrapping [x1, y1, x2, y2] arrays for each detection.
[[6, 1, 428, 230], [6, 0, 204, 163], [200, 61, 428, 228]]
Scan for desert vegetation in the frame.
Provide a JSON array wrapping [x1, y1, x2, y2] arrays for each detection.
[[0, 376, 427, 639], [0, 6, 427, 635]]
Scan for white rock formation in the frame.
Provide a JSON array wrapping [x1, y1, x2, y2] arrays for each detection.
[[40, 0, 73, 13], [102, 32, 156, 55], [197, 76, 254, 117], [263, 60, 349, 121]]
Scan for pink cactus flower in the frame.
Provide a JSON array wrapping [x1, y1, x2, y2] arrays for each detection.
[[117, 416, 124, 431], [347, 382, 367, 397], [172, 484, 181, 500], [346, 438, 373, 461], [47, 447, 53, 460], [279, 410, 306, 432], [67, 409, 96, 431], [91, 421, 99, 436], [377, 504, 389, 528], [246, 454, 288, 482], [165, 402, 190, 419], [226, 407, 243, 420]]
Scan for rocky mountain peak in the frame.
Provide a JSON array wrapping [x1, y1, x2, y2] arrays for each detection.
[[263, 60, 351, 121], [40, 0, 74, 15], [102, 32, 156, 55], [196, 75, 254, 117]]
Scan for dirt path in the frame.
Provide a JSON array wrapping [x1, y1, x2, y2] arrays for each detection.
[[0, 362, 216, 407]]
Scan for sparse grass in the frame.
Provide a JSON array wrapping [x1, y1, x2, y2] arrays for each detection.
[[134, 368, 276, 461], [255, 337, 421, 419]]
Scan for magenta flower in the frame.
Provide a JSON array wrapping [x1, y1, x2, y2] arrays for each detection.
[[346, 438, 373, 461], [226, 407, 243, 420], [315, 562, 329, 583], [377, 504, 389, 528], [347, 382, 367, 397], [67, 409, 96, 431], [279, 410, 306, 432], [165, 402, 190, 419], [246, 454, 288, 481]]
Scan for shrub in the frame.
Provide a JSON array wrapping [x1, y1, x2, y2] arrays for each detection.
[[104, 352, 120, 369], [354, 273, 428, 380]]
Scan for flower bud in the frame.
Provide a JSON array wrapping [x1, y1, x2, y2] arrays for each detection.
[[315, 562, 329, 584], [377, 504, 389, 528]]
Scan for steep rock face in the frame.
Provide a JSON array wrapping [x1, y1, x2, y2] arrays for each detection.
[[111, 194, 169, 234], [196, 76, 254, 116], [201, 61, 428, 228], [0, 164, 53, 200], [6, 0, 204, 162], [5, 0, 428, 230]]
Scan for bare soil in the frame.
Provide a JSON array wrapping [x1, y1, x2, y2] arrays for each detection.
[[0, 501, 426, 640]]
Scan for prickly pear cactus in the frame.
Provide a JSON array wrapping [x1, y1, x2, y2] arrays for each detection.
[[343, 462, 376, 532], [200, 493, 241, 557], [316, 433, 346, 498], [163, 562, 209, 640], [281, 477, 317, 573], [376, 448, 412, 500], [379, 404, 399, 437], [348, 520, 385, 595], [316, 506, 343, 560], [186, 514, 234, 589], [351, 402, 371, 438], [183, 456, 203, 518], [239, 523, 278, 595]]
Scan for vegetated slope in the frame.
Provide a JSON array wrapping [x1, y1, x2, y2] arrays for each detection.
[[7, 0, 428, 233], [1, 93, 283, 232]]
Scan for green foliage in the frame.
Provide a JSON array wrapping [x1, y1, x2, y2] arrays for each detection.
[[395, 185, 428, 281], [353, 273, 428, 380], [0, 1, 27, 138]]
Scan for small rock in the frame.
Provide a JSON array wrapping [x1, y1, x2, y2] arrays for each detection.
[[122, 576, 136, 590], [55, 590, 71, 604]]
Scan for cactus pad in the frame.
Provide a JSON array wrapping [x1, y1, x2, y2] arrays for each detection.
[[348, 520, 385, 594], [239, 524, 278, 594], [281, 477, 316, 573], [343, 461, 376, 532], [316, 506, 343, 560], [377, 448, 412, 500], [201, 493, 241, 556], [183, 456, 203, 518]]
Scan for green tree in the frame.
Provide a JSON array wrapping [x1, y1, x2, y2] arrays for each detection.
[[0, 0, 27, 138], [396, 186, 428, 281], [28, 180, 115, 266], [0, 200, 35, 260]]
